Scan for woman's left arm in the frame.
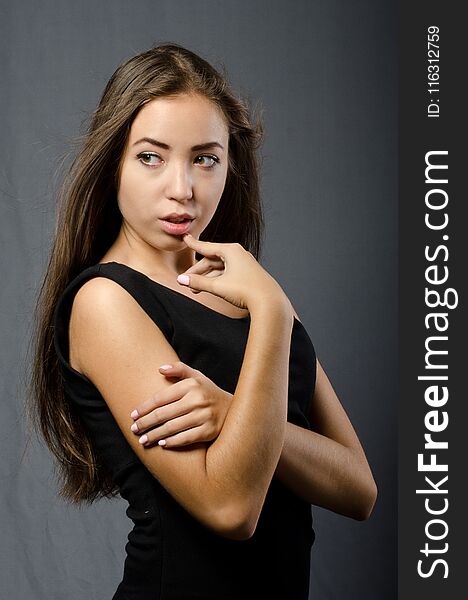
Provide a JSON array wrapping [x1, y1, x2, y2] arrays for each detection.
[[274, 318, 378, 520]]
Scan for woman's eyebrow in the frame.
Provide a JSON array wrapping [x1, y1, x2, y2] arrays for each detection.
[[132, 137, 224, 152]]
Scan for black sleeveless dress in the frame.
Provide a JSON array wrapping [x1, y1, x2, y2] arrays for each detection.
[[53, 261, 317, 600]]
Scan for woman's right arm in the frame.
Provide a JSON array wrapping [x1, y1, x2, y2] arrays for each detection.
[[70, 246, 293, 541]]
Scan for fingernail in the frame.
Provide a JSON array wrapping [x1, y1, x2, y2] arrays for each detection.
[[130, 410, 139, 419], [159, 364, 172, 370], [139, 434, 148, 445], [130, 423, 139, 433], [158, 439, 166, 447], [177, 274, 190, 285]]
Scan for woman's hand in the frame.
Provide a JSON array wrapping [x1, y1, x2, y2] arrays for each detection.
[[130, 361, 233, 449], [177, 233, 292, 314]]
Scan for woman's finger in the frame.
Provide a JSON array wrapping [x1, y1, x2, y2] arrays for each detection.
[[204, 269, 224, 278], [131, 395, 194, 434], [182, 233, 226, 260], [183, 257, 224, 276], [131, 380, 182, 418], [184, 259, 224, 291], [158, 425, 213, 449], [184, 260, 224, 292], [138, 413, 204, 447], [157, 361, 201, 381], [130, 362, 200, 419]]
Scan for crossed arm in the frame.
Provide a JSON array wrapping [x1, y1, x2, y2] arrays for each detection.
[[131, 312, 377, 522], [71, 279, 377, 537], [70, 277, 294, 540]]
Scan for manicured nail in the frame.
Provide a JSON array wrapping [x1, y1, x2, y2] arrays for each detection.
[[139, 434, 148, 445], [130, 423, 139, 433], [158, 440, 166, 447], [159, 364, 172, 370], [177, 274, 190, 285], [130, 409, 139, 419]]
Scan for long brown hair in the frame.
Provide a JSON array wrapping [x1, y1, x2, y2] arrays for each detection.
[[27, 43, 265, 504]]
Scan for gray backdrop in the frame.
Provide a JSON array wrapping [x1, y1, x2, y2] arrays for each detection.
[[1, 1, 397, 598]]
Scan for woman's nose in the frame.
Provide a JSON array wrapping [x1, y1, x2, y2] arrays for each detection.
[[164, 162, 193, 202]]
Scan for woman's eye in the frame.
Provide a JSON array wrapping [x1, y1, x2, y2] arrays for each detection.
[[137, 152, 161, 167], [195, 155, 220, 169], [137, 152, 220, 169]]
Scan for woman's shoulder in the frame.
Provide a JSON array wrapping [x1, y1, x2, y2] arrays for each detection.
[[70, 272, 128, 307], [53, 263, 174, 377], [68, 272, 171, 335], [67, 275, 163, 377], [58, 262, 172, 319]]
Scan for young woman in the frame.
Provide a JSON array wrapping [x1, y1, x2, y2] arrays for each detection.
[[29, 43, 377, 599]]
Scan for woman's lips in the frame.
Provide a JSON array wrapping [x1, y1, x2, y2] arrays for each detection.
[[158, 218, 193, 235]]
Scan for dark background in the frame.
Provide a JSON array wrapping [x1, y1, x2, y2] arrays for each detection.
[[1, 1, 397, 598]]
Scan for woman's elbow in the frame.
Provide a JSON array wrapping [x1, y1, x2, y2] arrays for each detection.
[[352, 477, 378, 521], [213, 500, 259, 541], [223, 520, 256, 541]]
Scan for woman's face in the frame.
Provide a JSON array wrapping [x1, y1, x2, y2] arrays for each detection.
[[116, 93, 229, 256]]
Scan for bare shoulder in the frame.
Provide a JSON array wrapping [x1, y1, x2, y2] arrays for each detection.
[[69, 276, 149, 375], [69, 275, 180, 407], [70, 276, 136, 329]]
